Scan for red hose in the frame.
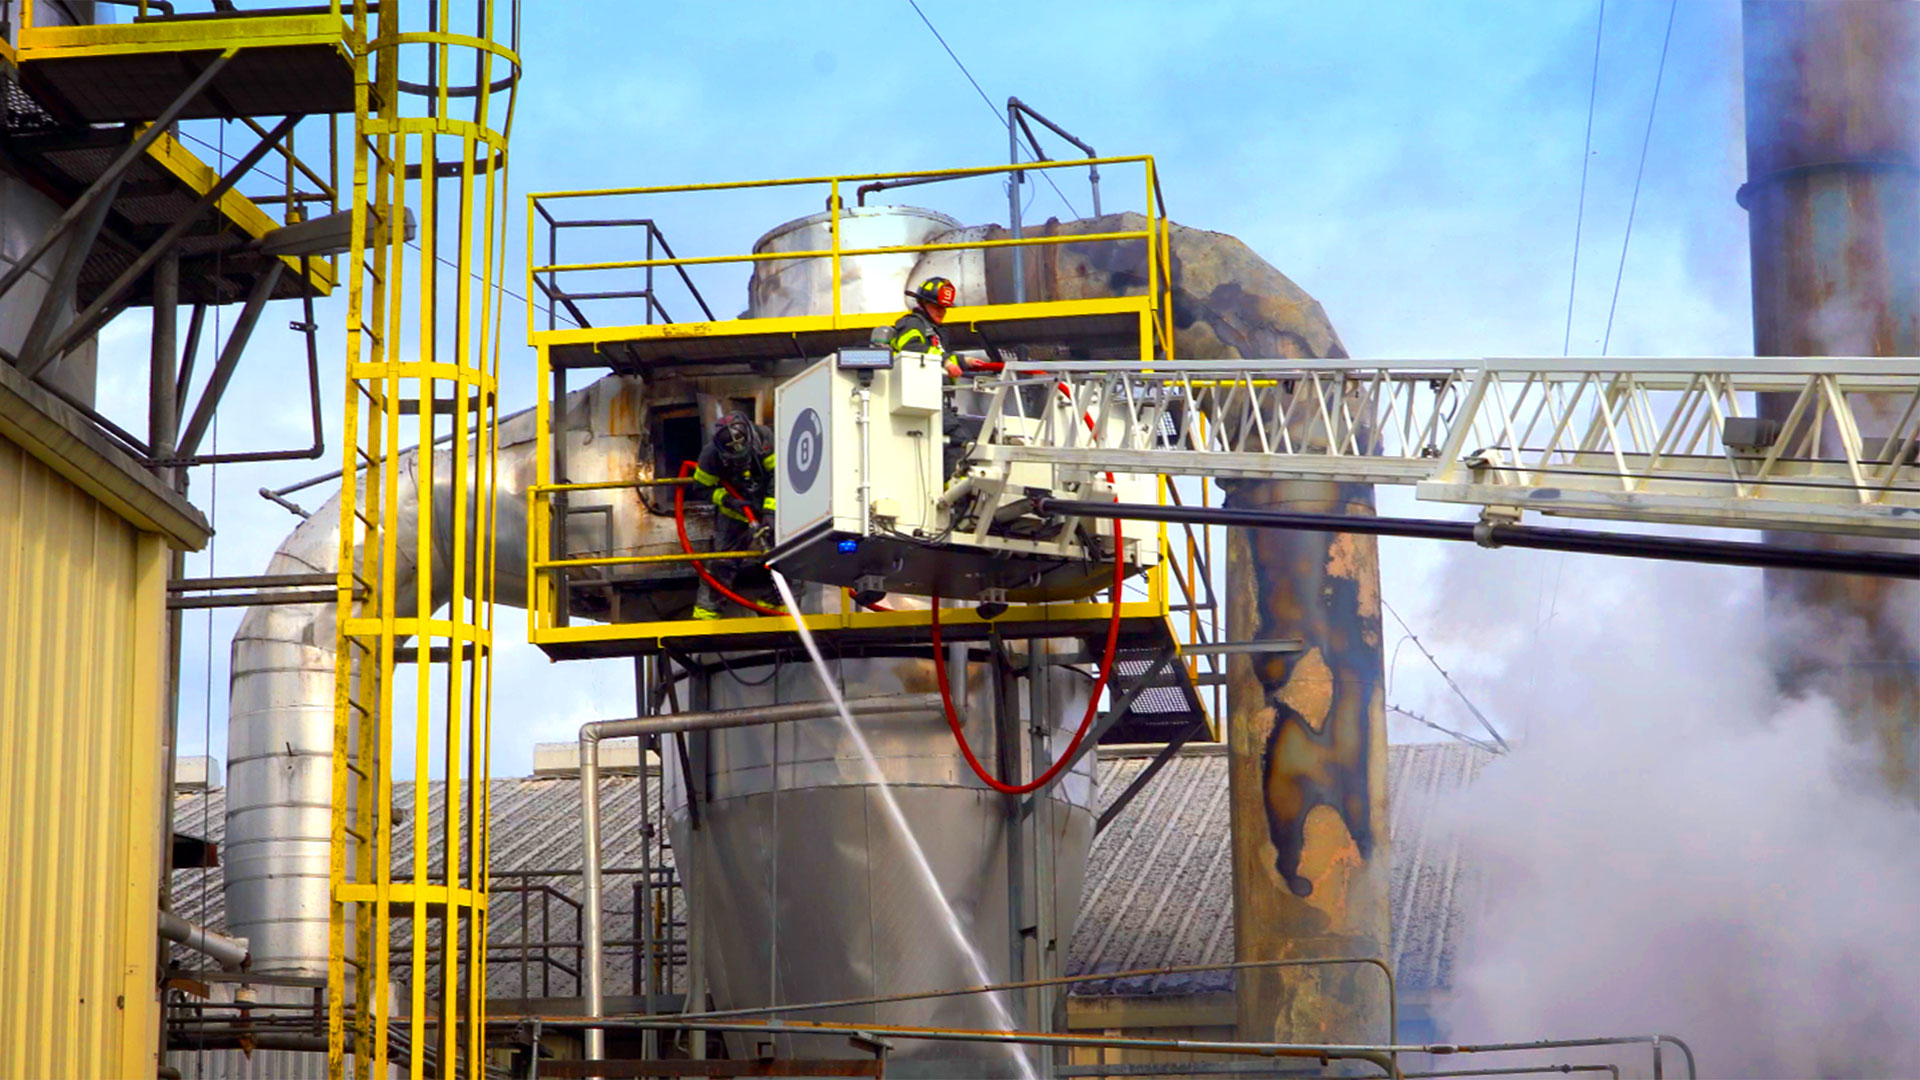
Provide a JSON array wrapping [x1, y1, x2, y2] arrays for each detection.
[[930, 516, 1125, 795], [673, 461, 786, 618], [672, 461, 893, 616]]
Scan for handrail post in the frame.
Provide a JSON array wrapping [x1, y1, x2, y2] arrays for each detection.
[[830, 178, 842, 320], [525, 195, 537, 342], [1162, 214, 1175, 359], [1008, 100, 1026, 304], [1145, 159, 1158, 358], [525, 484, 538, 636], [579, 728, 605, 1063]]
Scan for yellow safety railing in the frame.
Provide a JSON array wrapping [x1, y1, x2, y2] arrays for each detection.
[[524, 155, 1176, 361], [522, 421, 1173, 650], [525, 477, 760, 638], [20, 0, 347, 27], [522, 157, 1178, 652], [18, 0, 351, 45]]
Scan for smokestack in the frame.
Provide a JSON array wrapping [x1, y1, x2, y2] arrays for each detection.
[[1742, 0, 1920, 794], [1225, 478, 1390, 1046], [961, 212, 1393, 1042]]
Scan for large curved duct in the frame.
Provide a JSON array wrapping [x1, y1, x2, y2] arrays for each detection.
[[226, 207, 1371, 1057], [224, 381, 650, 973]]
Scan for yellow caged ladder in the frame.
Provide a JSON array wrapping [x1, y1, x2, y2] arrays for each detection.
[[328, 3, 518, 1077]]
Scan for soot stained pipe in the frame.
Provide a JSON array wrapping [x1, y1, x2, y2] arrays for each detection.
[[1038, 499, 1920, 580]]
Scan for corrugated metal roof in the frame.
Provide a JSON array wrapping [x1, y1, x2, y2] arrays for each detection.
[[171, 741, 1487, 1003], [171, 774, 675, 1001], [1067, 741, 1490, 997]]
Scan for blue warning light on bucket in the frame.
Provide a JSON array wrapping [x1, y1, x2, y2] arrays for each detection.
[[837, 539, 859, 553]]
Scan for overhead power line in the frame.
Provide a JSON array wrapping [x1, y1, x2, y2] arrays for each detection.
[[1388, 704, 1505, 755], [1383, 597, 1511, 752], [1563, 0, 1605, 358], [1601, 0, 1679, 356], [904, 0, 1082, 219]]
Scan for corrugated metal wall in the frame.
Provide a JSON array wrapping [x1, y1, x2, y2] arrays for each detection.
[[0, 431, 168, 1079]]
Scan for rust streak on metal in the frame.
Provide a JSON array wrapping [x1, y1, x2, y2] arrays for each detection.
[[1744, 0, 1920, 796]]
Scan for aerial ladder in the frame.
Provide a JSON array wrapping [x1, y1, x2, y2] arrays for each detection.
[[762, 351, 1920, 615], [964, 355, 1920, 543], [525, 161, 1920, 753]]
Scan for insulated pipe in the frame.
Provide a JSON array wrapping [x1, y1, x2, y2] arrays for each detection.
[[578, 693, 942, 1062], [224, 383, 651, 977], [158, 910, 250, 972], [550, 1016, 1402, 1078], [1039, 498, 1920, 580], [684, 874, 708, 1061]]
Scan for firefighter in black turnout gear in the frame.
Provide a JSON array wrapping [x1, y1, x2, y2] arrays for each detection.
[[889, 276, 994, 479], [690, 411, 782, 619]]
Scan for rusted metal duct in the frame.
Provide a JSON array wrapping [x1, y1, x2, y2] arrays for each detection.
[[1743, 0, 1920, 796], [918, 214, 1391, 1045]]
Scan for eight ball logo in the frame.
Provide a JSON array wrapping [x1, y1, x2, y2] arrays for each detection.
[[787, 408, 823, 494]]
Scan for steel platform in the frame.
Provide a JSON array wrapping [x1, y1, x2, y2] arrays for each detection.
[[532, 598, 1182, 662], [14, 9, 356, 125]]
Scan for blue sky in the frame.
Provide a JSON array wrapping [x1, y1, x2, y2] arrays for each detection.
[[96, 0, 1768, 778]]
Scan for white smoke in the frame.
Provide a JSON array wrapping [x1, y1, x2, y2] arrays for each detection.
[[1412, 544, 1920, 1077]]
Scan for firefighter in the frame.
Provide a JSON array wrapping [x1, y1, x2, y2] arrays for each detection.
[[889, 276, 995, 478], [689, 411, 782, 619]]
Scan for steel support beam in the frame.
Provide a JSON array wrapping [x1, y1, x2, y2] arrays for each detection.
[[149, 248, 180, 481], [1021, 645, 1054, 1075], [174, 303, 207, 422], [1095, 716, 1207, 834], [174, 262, 284, 459], [39, 113, 302, 369], [167, 589, 338, 610], [169, 573, 337, 592]]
